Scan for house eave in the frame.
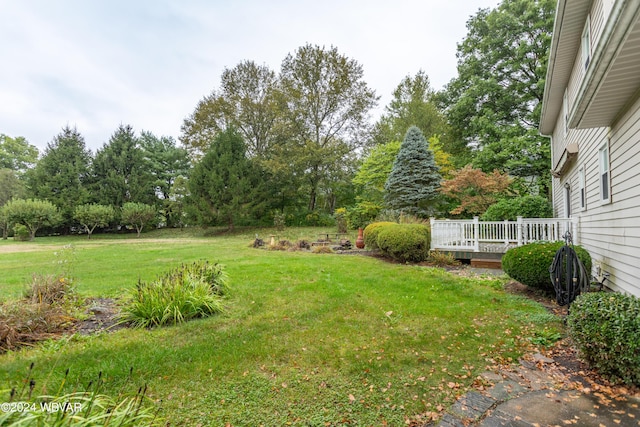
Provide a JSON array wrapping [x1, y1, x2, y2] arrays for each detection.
[[569, 0, 640, 129]]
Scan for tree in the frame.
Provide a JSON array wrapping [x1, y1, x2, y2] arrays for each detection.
[[439, 0, 555, 196], [188, 129, 263, 230], [384, 126, 441, 216], [280, 44, 378, 211], [0, 168, 25, 207], [181, 60, 281, 159], [353, 141, 401, 206], [440, 165, 512, 216], [3, 198, 60, 240], [374, 71, 455, 156], [0, 207, 9, 240], [139, 131, 190, 200], [27, 126, 92, 229], [91, 125, 156, 208], [74, 203, 116, 239], [0, 134, 39, 174], [121, 202, 156, 237]]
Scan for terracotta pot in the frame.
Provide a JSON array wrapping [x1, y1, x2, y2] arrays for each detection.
[[355, 227, 365, 249]]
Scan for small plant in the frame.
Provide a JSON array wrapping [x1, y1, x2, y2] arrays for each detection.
[[567, 292, 640, 386], [119, 260, 228, 328], [312, 245, 333, 254], [502, 241, 591, 292], [297, 240, 311, 250], [0, 365, 164, 426], [24, 274, 74, 305], [427, 250, 461, 267]]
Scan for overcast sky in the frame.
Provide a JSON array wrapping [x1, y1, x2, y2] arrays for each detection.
[[0, 0, 501, 153]]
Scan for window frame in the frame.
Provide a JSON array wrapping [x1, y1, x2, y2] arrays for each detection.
[[578, 165, 586, 211], [599, 141, 611, 204]]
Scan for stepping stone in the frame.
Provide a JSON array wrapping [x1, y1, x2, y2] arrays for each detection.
[[450, 391, 496, 420]]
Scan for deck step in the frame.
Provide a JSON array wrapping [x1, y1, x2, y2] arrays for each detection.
[[470, 258, 502, 269]]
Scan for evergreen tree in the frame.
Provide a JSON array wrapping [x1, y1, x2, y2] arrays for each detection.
[[384, 126, 441, 217], [91, 125, 155, 208], [27, 126, 91, 229], [188, 129, 263, 230]]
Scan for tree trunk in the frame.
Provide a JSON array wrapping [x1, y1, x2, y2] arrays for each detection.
[[308, 188, 317, 212]]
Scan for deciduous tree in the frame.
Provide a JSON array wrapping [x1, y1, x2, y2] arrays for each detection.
[[0, 134, 39, 174], [440, 0, 555, 195], [74, 203, 116, 239], [121, 202, 156, 237], [181, 60, 281, 159], [440, 165, 512, 216], [0, 168, 24, 207], [280, 44, 378, 211], [3, 198, 60, 240], [384, 126, 441, 217]]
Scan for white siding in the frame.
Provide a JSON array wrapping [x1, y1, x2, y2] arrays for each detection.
[[575, 94, 640, 296]]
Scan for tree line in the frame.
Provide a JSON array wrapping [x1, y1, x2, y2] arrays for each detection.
[[0, 0, 555, 238]]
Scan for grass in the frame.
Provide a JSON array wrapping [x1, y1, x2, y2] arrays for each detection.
[[0, 228, 562, 426]]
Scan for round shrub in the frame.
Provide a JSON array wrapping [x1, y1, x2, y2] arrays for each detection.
[[363, 221, 396, 250], [481, 195, 553, 221], [376, 223, 430, 263], [567, 292, 640, 386], [502, 241, 591, 292]]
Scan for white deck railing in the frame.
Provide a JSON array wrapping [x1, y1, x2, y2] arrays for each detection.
[[430, 216, 578, 252]]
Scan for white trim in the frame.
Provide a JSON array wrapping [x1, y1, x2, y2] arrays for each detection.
[[578, 165, 586, 211], [599, 140, 611, 204]]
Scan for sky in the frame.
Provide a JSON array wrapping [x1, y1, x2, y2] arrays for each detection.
[[0, 0, 501, 153]]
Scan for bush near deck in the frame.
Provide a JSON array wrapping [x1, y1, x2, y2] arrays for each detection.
[[502, 241, 591, 292]]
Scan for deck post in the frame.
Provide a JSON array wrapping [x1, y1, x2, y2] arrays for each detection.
[[473, 216, 480, 252], [516, 216, 523, 246]]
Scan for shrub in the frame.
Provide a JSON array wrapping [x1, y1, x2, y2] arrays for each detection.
[[334, 208, 348, 233], [481, 195, 553, 221], [24, 274, 74, 305], [502, 241, 591, 292], [363, 221, 396, 250], [567, 292, 640, 386], [427, 250, 461, 267], [345, 201, 382, 230], [12, 224, 30, 241], [273, 211, 286, 232], [120, 260, 228, 328], [312, 245, 333, 254], [376, 223, 430, 263]]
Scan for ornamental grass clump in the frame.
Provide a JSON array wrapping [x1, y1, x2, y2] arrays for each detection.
[[0, 364, 164, 426], [567, 292, 640, 386], [120, 260, 228, 328]]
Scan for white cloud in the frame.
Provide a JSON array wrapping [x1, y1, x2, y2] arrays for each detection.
[[0, 0, 500, 152]]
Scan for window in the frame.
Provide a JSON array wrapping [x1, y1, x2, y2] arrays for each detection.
[[599, 142, 611, 203], [578, 166, 586, 210], [582, 16, 591, 69]]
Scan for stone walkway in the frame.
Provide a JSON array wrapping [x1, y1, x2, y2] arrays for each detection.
[[427, 353, 640, 427]]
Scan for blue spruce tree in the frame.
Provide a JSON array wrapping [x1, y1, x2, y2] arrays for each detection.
[[384, 126, 441, 216]]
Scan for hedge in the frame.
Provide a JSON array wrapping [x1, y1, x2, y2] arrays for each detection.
[[363, 221, 396, 250]]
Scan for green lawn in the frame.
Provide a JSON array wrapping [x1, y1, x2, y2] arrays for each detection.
[[0, 229, 560, 426]]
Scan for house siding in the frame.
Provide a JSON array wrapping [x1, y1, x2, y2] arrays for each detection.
[[569, 94, 640, 296]]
